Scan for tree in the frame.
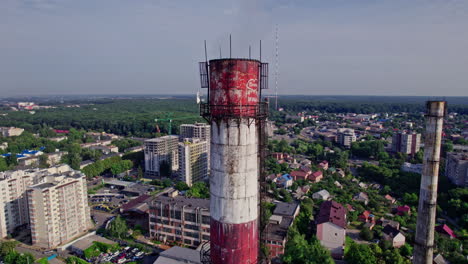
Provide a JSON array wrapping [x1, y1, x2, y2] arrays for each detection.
[[360, 227, 374, 241], [175, 181, 189, 191], [107, 215, 128, 239], [186, 182, 210, 198], [345, 242, 377, 264], [399, 243, 413, 257], [383, 249, 407, 264], [283, 227, 334, 264], [38, 154, 49, 168], [15, 253, 35, 264], [0, 157, 8, 171], [402, 192, 418, 206], [137, 166, 143, 179], [0, 241, 18, 256], [162, 178, 173, 188], [5, 154, 18, 167]]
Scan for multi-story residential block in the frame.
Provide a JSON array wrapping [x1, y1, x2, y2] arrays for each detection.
[[179, 123, 210, 142], [17, 151, 68, 168], [0, 165, 80, 239], [337, 128, 356, 148], [144, 136, 179, 177], [148, 194, 210, 248], [0, 127, 24, 137], [445, 152, 468, 187], [316, 201, 346, 259], [27, 167, 91, 249], [178, 139, 208, 186], [392, 131, 421, 155], [180, 123, 211, 173], [264, 202, 300, 260]]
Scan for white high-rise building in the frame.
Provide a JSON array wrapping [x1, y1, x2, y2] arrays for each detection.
[[0, 164, 91, 246], [144, 136, 179, 177], [27, 168, 91, 248], [178, 139, 209, 186], [0, 165, 71, 238], [179, 123, 210, 142], [392, 131, 421, 155]]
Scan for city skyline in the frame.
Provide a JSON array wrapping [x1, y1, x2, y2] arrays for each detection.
[[1, 0, 468, 97]]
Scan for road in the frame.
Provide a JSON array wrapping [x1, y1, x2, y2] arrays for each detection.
[[16, 244, 64, 264], [91, 210, 116, 228]]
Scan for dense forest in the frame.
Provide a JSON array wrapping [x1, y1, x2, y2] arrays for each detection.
[[0, 98, 204, 137], [1, 96, 467, 137], [276, 96, 468, 115]]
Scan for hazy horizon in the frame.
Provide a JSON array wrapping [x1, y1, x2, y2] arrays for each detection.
[[1, 0, 467, 97]]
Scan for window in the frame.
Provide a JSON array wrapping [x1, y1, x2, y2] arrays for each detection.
[[185, 212, 196, 222], [202, 215, 210, 225], [184, 224, 199, 230]]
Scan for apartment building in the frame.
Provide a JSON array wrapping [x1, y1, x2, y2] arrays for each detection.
[[0, 127, 24, 137], [392, 131, 421, 155], [27, 169, 91, 248], [337, 128, 356, 148], [0, 165, 72, 238], [179, 123, 210, 142], [148, 194, 210, 248], [144, 136, 179, 177], [446, 152, 468, 187], [178, 139, 208, 186]]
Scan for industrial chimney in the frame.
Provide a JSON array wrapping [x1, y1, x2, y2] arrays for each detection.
[[413, 101, 446, 264], [199, 50, 268, 264]]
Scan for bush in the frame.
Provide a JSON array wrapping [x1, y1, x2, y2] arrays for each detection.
[[360, 227, 374, 241]]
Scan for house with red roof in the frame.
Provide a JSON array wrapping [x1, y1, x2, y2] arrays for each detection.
[[318, 161, 329, 170], [290, 170, 309, 181], [396, 205, 411, 216], [358, 210, 375, 223], [271, 152, 285, 160], [310, 171, 323, 183], [54, 129, 69, 134], [435, 224, 456, 239], [316, 201, 346, 259], [384, 194, 396, 204]]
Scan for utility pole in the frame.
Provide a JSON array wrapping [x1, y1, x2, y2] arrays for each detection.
[[413, 101, 446, 264]]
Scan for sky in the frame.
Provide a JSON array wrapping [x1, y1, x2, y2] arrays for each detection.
[[0, 0, 467, 97]]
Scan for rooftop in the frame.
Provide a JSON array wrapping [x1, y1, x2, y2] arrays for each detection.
[[273, 202, 299, 217], [316, 201, 346, 229], [266, 216, 293, 241], [150, 194, 209, 210], [154, 246, 201, 264]]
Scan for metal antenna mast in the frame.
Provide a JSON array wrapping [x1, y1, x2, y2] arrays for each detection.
[[274, 25, 279, 111]]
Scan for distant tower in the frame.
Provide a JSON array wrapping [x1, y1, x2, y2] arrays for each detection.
[[413, 101, 446, 264], [199, 46, 269, 264]]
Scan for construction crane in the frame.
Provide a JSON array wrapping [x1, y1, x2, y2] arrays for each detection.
[[155, 113, 199, 135]]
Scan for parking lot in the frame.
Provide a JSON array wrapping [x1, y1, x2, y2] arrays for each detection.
[[91, 246, 147, 264]]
